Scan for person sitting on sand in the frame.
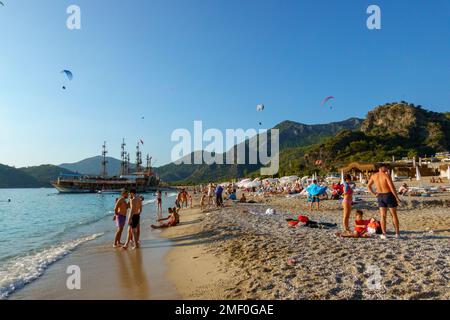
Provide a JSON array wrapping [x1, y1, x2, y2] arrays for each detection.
[[151, 207, 179, 229], [113, 189, 129, 248], [239, 193, 247, 203]]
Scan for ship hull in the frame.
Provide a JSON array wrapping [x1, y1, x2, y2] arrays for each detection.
[[51, 176, 159, 194]]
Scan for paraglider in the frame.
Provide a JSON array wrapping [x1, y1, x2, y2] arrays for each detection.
[[61, 69, 73, 90], [322, 96, 334, 109], [256, 104, 264, 126]]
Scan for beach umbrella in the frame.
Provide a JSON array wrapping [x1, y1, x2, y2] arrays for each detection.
[[359, 172, 363, 183], [340, 170, 344, 184], [416, 166, 421, 181], [391, 169, 396, 181], [447, 166, 450, 180], [419, 157, 422, 167]]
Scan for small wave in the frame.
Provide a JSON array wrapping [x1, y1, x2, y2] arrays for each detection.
[[143, 199, 157, 205], [0, 233, 103, 300]]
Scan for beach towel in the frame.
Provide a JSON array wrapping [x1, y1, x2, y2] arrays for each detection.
[[306, 184, 327, 196]]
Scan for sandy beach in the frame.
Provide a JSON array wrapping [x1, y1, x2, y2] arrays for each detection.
[[162, 188, 450, 300]]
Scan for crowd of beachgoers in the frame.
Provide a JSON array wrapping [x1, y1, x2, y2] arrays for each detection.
[[161, 168, 449, 300]]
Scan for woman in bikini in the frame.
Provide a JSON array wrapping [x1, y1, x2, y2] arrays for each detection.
[[342, 174, 353, 234]]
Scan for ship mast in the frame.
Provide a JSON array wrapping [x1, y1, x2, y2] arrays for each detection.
[[126, 153, 131, 175], [120, 138, 127, 176], [101, 141, 108, 178], [135, 142, 142, 173], [146, 154, 152, 175]]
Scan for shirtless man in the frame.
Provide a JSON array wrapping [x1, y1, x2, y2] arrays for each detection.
[[113, 189, 129, 248], [123, 189, 143, 249], [368, 165, 401, 239]]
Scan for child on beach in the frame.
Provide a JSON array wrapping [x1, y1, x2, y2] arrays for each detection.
[[296, 215, 337, 229], [156, 189, 162, 212], [354, 210, 370, 237]]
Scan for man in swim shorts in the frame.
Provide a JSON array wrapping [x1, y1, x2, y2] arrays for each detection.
[[123, 189, 143, 249], [368, 165, 401, 239], [113, 189, 129, 248]]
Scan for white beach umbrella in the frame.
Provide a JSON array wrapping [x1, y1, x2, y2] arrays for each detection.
[[340, 170, 344, 184], [391, 169, 396, 181], [416, 166, 421, 181], [447, 166, 450, 180], [359, 172, 363, 183]]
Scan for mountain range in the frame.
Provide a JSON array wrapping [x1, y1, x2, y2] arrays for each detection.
[[1, 102, 449, 188]]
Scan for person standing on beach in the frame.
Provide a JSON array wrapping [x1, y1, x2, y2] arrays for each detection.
[[156, 189, 162, 212], [342, 174, 354, 234], [215, 184, 224, 207], [123, 189, 143, 249], [113, 189, 129, 248], [208, 183, 214, 205], [368, 165, 401, 239]]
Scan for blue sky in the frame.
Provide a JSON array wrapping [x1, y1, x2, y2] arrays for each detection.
[[1, 0, 449, 168]]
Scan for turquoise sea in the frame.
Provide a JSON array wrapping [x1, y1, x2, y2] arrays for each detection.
[[0, 188, 175, 299]]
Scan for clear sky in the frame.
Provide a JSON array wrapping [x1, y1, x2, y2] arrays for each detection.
[[1, 0, 449, 168]]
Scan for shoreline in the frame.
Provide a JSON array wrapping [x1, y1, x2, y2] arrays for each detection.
[[8, 198, 180, 300]]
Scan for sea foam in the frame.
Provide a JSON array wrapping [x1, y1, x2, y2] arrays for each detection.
[[0, 233, 103, 299]]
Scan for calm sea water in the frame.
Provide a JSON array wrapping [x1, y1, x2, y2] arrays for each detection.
[[0, 188, 176, 299]]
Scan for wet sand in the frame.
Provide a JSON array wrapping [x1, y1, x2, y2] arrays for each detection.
[[11, 215, 179, 300]]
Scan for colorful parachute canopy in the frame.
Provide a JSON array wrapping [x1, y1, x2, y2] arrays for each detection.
[[322, 96, 334, 105], [256, 104, 264, 111], [61, 70, 73, 80]]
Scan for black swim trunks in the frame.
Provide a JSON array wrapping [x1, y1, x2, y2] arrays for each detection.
[[129, 214, 140, 228], [377, 192, 398, 208]]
